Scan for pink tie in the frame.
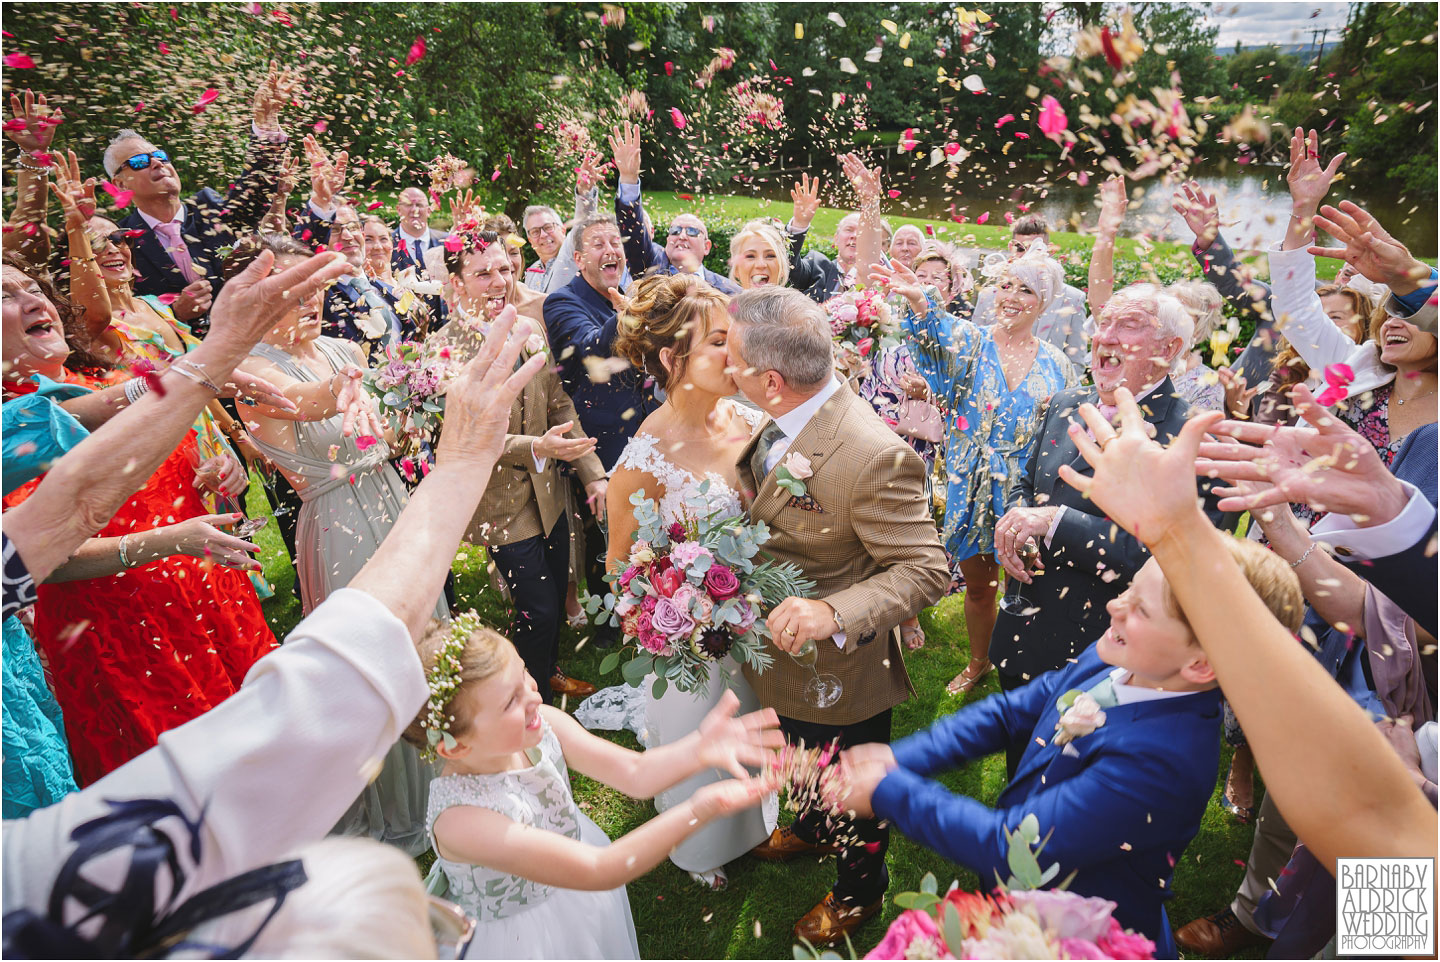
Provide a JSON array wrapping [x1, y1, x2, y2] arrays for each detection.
[[153, 221, 201, 284]]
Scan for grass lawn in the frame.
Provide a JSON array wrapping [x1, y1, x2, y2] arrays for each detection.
[[247, 482, 1266, 960]]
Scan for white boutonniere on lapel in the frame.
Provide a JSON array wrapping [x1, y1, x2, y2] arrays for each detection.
[[774, 451, 812, 496], [1051, 689, 1107, 746]]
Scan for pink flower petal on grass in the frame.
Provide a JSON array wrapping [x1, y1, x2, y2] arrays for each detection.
[[995, 113, 1015, 130], [3, 54, 36, 69]]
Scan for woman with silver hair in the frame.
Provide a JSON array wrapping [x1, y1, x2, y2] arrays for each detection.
[[1168, 280, 1228, 413], [873, 248, 1080, 695]]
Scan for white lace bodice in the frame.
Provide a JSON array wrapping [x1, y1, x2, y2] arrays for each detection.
[[611, 402, 764, 524]]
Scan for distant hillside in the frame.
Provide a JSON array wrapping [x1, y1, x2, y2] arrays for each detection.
[[1221, 42, 1321, 58]]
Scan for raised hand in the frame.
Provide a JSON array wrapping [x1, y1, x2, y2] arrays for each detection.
[[202, 247, 350, 355], [1097, 175, 1128, 236], [49, 150, 96, 224], [868, 259, 926, 315], [446, 187, 481, 227], [437, 305, 550, 470], [1056, 386, 1225, 548], [302, 134, 347, 211], [840, 151, 881, 205], [608, 121, 642, 185], [171, 279, 214, 323], [790, 172, 822, 231], [1311, 200, 1432, 297], [694, 689, 784, 781], [330, 364, 384, 439], [253, 60, 302, 132], [1216, 366, 1260, 420], [1286, 127, 1346, 214], [274, 148, 299, 198], [5, 89, 62, 155], [1172, 181, 1219, 249], [575, 149, 605, 194], [1194, 383, 1410, 523], [532, 420, 599, 462]]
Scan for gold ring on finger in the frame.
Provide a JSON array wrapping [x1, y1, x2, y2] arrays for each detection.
[[1098, 435, 1115, 452]]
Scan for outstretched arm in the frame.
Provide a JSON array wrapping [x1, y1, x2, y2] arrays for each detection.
[[1088, 175, 1126, 315]]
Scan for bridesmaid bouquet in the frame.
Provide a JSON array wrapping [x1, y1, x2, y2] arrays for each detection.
[[823, 286, 901, 359], [806, 816, 1154, 960], [363, 340, 456, 443], [586, 483, 815, 698]]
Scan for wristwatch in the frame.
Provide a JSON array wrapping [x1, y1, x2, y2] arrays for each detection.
[[829, 605, 845, 633]]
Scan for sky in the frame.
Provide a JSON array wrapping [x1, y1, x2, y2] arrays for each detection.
[[1207, 1, 1354, 50]]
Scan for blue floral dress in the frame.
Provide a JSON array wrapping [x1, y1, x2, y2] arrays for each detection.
[[1, 379, 90, 817], [903, 292, 1078, 565]]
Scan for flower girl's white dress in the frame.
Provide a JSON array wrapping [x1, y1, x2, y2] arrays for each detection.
[[425, 719, 640, 960]]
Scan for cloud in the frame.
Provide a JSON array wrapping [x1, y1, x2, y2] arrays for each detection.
[[1208, 1, 1352, 49]]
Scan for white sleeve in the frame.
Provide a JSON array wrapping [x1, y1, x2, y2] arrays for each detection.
[[2, 588, 424, 918], [1309, 482, 1435, 560], [1266, 245, 1389, 396]]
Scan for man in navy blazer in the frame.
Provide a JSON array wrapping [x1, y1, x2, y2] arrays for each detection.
[[608, 122, 738, 295], [542, 212, 658, 470], [841, 546, 1305, 959], [110, 67, 301, 327]]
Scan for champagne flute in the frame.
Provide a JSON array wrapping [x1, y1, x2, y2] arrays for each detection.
[[790, 637, 842, 709], [999, 539, 1042, 617]]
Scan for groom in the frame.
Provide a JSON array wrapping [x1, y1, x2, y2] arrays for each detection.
[[728, 287, 949, 945]]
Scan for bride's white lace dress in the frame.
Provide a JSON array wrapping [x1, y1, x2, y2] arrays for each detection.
[[575, 401, 778, 876]]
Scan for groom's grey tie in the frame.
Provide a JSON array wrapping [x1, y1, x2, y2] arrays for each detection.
[[750, 422, 786, 485]]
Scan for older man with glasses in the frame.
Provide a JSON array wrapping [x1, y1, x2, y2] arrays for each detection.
[[109, 62, 313, 327], [521, 150, 607, 295]]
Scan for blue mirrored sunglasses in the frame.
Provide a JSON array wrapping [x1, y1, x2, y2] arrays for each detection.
[[668, 225, 704, 238], [125, 149, 170, 171]]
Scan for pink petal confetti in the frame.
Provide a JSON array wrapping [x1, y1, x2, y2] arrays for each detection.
[[1316, 362, 1355, 405], [1, 119, 26, 133], [443, 234, 464, 253], [366, 200, 384, 210], [899, 127, 918, 152], [995, 113, 1015, 130], [355, 435, 379, 451], [157, 292, 179, 306], [159, 42, 171, 55], [976, 211, 990, 225], [956, 414, 970, 431], [491, 168, 501, 181], [312, 120, 327, 133], [3, 54, 36, 69], [669, 107, 687, 129], [1038, 95, 1069, 142], [101, 181, 134, 208], [664, 61, 674, 76], [192, 88, 219, 114], [405, 35, 426, 66], [134, 102, 145, 113]]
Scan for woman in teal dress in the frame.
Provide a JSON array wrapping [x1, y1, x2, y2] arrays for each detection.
[[1, 378, 89, 817], [875, 253, 1080, 696]]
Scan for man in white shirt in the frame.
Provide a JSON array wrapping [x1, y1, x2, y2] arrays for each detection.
[[391, 186, 450, 277]]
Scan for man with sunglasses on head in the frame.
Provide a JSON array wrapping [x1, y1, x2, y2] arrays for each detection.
[[607, 122, 738, 294], [109, 63, 316, 327]]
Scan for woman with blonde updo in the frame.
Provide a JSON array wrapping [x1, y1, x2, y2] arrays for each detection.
[[728, 220, 791, 291], [575, 271, 777, 891]]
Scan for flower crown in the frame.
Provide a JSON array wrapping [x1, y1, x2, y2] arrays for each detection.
[[422, 610, 481, 760]]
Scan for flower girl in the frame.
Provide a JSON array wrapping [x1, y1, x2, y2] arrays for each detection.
[[405, 612, 782, 960]]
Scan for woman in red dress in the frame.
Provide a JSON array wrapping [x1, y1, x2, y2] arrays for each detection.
[[2, 251, 277, 786]]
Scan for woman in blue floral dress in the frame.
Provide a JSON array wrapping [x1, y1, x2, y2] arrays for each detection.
[[874, 253, 1080, 695]]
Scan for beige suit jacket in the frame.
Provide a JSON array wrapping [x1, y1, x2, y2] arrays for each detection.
[[736, 386, 949, 725], [435, 320, 605, 547]]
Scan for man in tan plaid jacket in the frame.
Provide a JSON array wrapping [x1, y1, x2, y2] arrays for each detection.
[[727, 286, 949, 947]]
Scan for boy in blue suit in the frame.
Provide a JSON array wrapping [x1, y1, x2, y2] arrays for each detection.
[[841, 543, 1304, 959]]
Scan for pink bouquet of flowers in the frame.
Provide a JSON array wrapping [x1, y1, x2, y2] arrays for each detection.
[[587, 484, 814, 697], [824, 286, 900, 359], [363, 340, 456, 443]]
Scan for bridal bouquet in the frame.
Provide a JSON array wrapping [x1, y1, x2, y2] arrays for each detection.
[[363, 340, 456, 442], [824, 286, 901, 358], [586, 484, 815, 698]]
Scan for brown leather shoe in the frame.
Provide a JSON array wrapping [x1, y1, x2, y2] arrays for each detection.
[[794, 892, 883, 947], [749, 826, 843, 862], [549, 669, 596, 699], [1173, 907, 1270, 956]]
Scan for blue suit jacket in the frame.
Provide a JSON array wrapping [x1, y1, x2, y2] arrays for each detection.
[[541, 275, 658, 470], [872, 645, 1223, 959], [614, 190, 739, 295]]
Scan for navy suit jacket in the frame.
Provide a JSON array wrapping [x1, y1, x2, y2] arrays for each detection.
[[992, 381, 1237, 681], [873, 645, 1223, 959], [541, 275, 658, 469], [118, 134, 280, 304], [614, 191, 738, 295], [786, 226, 844, 303]]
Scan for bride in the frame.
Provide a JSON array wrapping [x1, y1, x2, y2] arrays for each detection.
[[578, 272, 776, 889]]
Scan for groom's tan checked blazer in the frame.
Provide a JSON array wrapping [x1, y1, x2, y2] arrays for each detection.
[[736, 385, 950, 726], [435, 320, 605, 548]]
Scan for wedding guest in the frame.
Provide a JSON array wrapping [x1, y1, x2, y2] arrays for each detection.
[[974, 214, 1087, 371], [913, 242, 974, 317], [989, 284, 1235, 775], [362, 214, 431, 338], [2, 89, 61, 269], [608, 122, 738, 294], [888, 224, 925, 269], [1167, 280, 1227, 412], [880, 248, 1078, 693], [2, 316, 546, 956], [434, 228, 605, 702], [391, 185, 449, 276], [321, 205, 403, 350], [2, 258, 277, 788], [842, 536, 1303, 958], [480, 211, 547, 326], [523, 150, 603, 294], [110, 62, 303, 323], [728, 220, 791, 290]]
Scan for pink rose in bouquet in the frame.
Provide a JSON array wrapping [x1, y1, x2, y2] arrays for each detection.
[[864, 909, 952, 960], [671, 541, 714, 571], [732, 598, 758, 632], [672, 583, 714, 622], [618, 565, 641, 590], [704, 564, 741, 600], [650, 596, 696, 642]]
